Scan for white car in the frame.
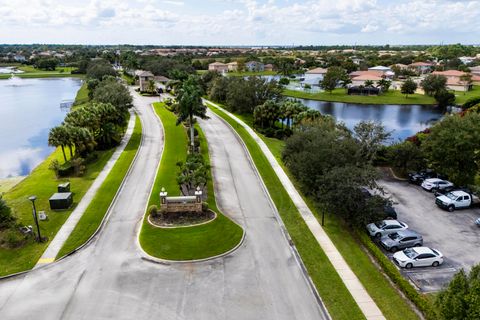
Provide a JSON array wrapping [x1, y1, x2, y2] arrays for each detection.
[[366, 220, 408, 238], [393, 247, 444, 269], [421, 178, 453, 192]]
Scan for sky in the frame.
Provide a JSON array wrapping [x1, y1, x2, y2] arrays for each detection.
[[0, 0, 479, 46]]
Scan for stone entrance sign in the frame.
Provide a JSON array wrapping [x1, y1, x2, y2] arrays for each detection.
[[160, 187, 203, 213]]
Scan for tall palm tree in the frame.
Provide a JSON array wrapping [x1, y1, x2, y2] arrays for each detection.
[[176, 76, 208, 151], [48, 125, 70, 163]]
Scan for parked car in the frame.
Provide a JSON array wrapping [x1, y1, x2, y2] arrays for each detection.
[[393, 247, 444, 269], [436, 190, 480, 211], [380, 230, 423, 252], [421, 178, 454, 192], [367, 220, 408, 238], [408, 169, 437, 185], [475, 218, 480, 227]]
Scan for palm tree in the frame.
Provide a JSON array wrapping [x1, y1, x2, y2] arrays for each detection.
[[48, 125, 70, 163], [176, 76, 208, 151], [147, 80, 156, 94]]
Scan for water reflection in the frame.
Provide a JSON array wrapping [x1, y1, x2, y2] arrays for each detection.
[[296, 99, 444, 142], [0, 77, 82, 178]]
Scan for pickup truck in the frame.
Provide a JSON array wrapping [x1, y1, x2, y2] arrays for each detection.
[[435, 190, 480, 212]]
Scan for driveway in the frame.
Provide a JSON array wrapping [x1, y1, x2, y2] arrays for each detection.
[[0, 92, 327, 320], [379, 175, 480, 292]]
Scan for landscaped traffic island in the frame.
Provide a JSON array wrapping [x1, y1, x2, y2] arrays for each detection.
[[138, 102, 243, 261]]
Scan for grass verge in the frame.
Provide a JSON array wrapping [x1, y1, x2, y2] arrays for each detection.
[[207, 102, 364, 320], [208, 101, 422, 319], [138, 103, 243, 261], [56, 115, 142, 258], [283, 88, 436, 105]]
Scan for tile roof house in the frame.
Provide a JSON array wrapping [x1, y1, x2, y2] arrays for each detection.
[[431, 70, 480, 91], [208, 62, 228, 73], [303, 67, 328, 86], [409, 62, 435, 74], [351, 73, 384, 86], [469, 66, 480, 76], [264, 64, 274, 72]]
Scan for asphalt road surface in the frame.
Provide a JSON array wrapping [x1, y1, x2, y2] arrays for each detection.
[[0, 93, 327, 320], [380, 175, 480, 292]]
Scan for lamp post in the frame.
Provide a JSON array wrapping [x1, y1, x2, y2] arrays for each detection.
[[28, 196, 42, 242]]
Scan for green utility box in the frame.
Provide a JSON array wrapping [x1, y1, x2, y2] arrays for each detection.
[[49, 192, 73, 210], [58, 182, 70, 193]]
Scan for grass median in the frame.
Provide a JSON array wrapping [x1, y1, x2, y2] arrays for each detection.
[[207, 101, 420, 320], [56, 115, 142, 258], [138, 103, 243, 261]]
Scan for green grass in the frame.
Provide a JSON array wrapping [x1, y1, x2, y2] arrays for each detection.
[[0, 65, 82, 79], [138, 103, 243, 261], [454, 85, 480, 105], [284, 88, 436, 105], [56, 115, 142, 258], [207, 103, 364, 320], [0, 148, 115, 276], [73, 83, 89, 106], [208, 102, 421, 320], [0, 177, 24, 194]]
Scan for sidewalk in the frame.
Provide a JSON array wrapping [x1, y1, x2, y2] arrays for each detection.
[[206, 100, 386, 320], [35, 111, 136, 266]]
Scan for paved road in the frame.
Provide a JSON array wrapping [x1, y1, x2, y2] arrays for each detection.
[[0, 93, 326, 320], [380, 176, 480, 291]]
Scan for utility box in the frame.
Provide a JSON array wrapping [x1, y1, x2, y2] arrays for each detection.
[[49, 192, 73, 210], [58, 182, 70, 193]]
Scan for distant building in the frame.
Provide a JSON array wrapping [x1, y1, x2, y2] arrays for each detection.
[[264, 64, 274, 72], [408, 62, 434, 74], [303, 67, 328, 86], [367, 66, 394, 78], [351, 57, 364, 65], [351, 73, 384, 87], [13, 55, 26, 62], [469, 66, 480, 76], [245, 61, 264, 72], [138, 70, 155, 92], [431, 70, 480, 91], [208, 62, 228, 73], [227, 61, 238, 72], [459, 56, 476, 65]]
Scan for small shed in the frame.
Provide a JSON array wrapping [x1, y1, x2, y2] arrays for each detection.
[[58, 182, 70, 193], [49, 192, 73, 210]]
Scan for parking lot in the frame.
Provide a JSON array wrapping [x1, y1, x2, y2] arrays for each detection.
[[378, 174, 480, 292]]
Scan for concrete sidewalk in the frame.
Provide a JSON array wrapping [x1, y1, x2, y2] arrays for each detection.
[[205, 100, 386, 320], [35, 111, 136, 266]]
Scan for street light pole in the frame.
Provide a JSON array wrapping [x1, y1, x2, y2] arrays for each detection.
[[28, 196, 42, 242]]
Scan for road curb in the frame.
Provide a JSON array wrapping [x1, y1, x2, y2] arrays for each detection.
[[0, 110, 142, 282], [206, 103, 332, 320], [135, 101, 246, 265]]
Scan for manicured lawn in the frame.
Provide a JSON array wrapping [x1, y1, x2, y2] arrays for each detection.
[[283, 88, 436, 105], [0, 147, 115, 276], [207, 103, 364, 320], [56, 115, 142, 258], [73, 83, 89, 106], [454, 85, 480, 105], [208, 102, 420, 320], [0, 65, 81, 79], [139, 103, 243, 261]]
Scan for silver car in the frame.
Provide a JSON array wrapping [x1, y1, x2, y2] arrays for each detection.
[[366, 220, 408, 238], [380, 230, 423, 252]]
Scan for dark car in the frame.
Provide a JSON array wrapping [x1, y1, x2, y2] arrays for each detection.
[[408, 169, 437, 185]]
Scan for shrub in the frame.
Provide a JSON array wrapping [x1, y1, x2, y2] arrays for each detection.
[[463, 96, 480, 110], [0, 196, 15, 230], [148, 205, 159, 218], [202, 202, 209, 212], [0, 229, 25, 248]]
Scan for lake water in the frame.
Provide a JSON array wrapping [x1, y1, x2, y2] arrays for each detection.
[[296, 99, 444, 142], [0, 67, 24, 74], [0, 77, 82, 178]]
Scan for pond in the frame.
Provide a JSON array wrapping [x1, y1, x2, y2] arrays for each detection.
[[0, 77, 82, 178], [295, 98, 444, 142]]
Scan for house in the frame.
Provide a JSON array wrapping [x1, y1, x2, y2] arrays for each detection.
[[208, 62, 228, 73], [351, 57, 364, 65], [459, 56, 476, 65], [138, 70, 155, 92], [408, 62, 434, 74], [245, 61, 265, 72], [431, 70, 480, 91], [390, 63, 408, 70], [367, 66, 394, 79], [303, 67, 328, 86], [351, 73, 384, 87], [13, 55, 26, 62], [469, 66, 480, 76], [264, 64, 274, 72], [227, 61, 238, 72]]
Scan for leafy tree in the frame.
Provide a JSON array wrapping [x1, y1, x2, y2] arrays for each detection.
[[93, 77, 132, 112], [422, 112, 480, 185], [401, 78, 418, 98], [387, 141, 426, 173], [463, 96, 480, 109], [320, 66, 346, 93], [353, 121, 392, 163], [421, 74, 447, 96], [434, 89, 456, 108], [0, 196, 15, 230], [436, 264, 480, 320], [279, 77, 290, 86], [460, 73, 473, 93], [176, 75, 208, 150], [86, 79, 100, 99], [277, 58, 295, 76], [253, 100, 280, 129], [86, 60, 117, 80], [35, 58, 58, 71]]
